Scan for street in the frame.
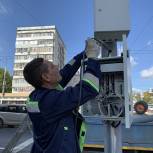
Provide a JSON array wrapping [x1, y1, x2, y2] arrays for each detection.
[[0, 127, 102, 153], [0, 127, 32, 153]]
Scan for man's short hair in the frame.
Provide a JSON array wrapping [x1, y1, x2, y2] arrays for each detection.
[[23, 58, 48, 88]]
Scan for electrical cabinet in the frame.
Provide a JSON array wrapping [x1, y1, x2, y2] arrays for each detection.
[[99, 53, 133, 128], [94, 0, 130, 41], [83, 53, 133, 128]]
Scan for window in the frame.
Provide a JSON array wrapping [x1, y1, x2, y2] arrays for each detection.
[[15, 55, 28, 60], [17, 33, 31, 38], [17, 32, 53, 38], [16, 40, 37, 45], [16, 48, 28, 53], [13, 86, 33, 92], [0, 105, 27, 113], [30, 54, 38, 58], [13, 79, 26, 84], [33, 32, 53, 37], [0, 106, 8, 112], [13, 70, 23, 76], [14, 63, 25, 69], [44, 54, 53, 60], [29, 47, 53, 53], [37, 39, 53, 45], [8, 106, 17, 112], [17, 106, 27, 113]]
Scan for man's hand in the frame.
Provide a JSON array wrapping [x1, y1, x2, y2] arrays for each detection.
[[85, 38, 101, 58]]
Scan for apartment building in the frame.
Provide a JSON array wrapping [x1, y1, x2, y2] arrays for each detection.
[[12, 26, 66, 93]]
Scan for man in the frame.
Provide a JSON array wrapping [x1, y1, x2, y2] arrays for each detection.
[[23, 38, 101, 153]]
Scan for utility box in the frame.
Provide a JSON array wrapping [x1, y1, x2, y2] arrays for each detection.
[[94, 0, 130, 41], [82, 0, 132, 129], [82, 36, 133, 128]]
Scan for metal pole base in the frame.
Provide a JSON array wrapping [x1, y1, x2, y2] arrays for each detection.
[[104, 122, 122, 153]]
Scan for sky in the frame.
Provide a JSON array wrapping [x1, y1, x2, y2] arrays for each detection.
[[0, 0, 153, 91]]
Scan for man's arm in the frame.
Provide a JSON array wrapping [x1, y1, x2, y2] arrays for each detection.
[[59, 38, 101, 88], [40, 59, 101, 123], [59, 51, 85, 88]]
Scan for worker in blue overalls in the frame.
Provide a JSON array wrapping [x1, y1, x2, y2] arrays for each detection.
[[23, 38, 101, 153]]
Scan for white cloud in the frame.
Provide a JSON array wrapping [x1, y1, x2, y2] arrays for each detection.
[[0, 1, 8, 15], [147, 40, 153, 47], [147, 40, 152, 46], [130, 56, 137, 66], [140, 66, 153, 78]]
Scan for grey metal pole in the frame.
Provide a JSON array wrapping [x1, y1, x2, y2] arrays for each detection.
[[101, 41, 123, 153], [104, 122, 122, 153]]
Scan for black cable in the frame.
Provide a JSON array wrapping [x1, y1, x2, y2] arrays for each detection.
[[74, 38, 103, 152], [14, 0, 41, 25], [131, 15, 153, 48], [74, 51, 86, 153]]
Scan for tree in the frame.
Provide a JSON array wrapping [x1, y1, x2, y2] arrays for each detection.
[[143, 91, 153, 104], [0, 68, 12, 93], [132, 92, 141, 102]]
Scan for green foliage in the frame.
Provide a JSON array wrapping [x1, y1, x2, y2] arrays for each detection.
[[0, 68, 12, 93], [133, 92, 141, 102], [133, 91, 153, 104], [143, 92, 153, 104]]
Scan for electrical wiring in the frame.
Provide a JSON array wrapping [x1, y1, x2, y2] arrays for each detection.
[[96, 90, 124, 118], [87, 39, 125, 127], [74, 50, 86, 153]]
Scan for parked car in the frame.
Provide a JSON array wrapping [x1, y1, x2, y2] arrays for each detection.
[[0, 104, 27, 128]]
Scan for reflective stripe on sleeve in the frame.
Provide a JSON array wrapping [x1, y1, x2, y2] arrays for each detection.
[[56, 84, 64, 90], [83, 73, 99, 92], [79, 121, 87, 152], [26, 98, 40, 113]]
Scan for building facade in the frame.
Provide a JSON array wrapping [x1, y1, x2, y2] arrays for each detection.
[[0, 93, 29, 104], [12, 26, 66, 93]]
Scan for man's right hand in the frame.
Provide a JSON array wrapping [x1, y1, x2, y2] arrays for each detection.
[[85, 38, 101, 58]]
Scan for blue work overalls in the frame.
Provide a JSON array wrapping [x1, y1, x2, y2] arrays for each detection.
[[26, 53, 100, 153]]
